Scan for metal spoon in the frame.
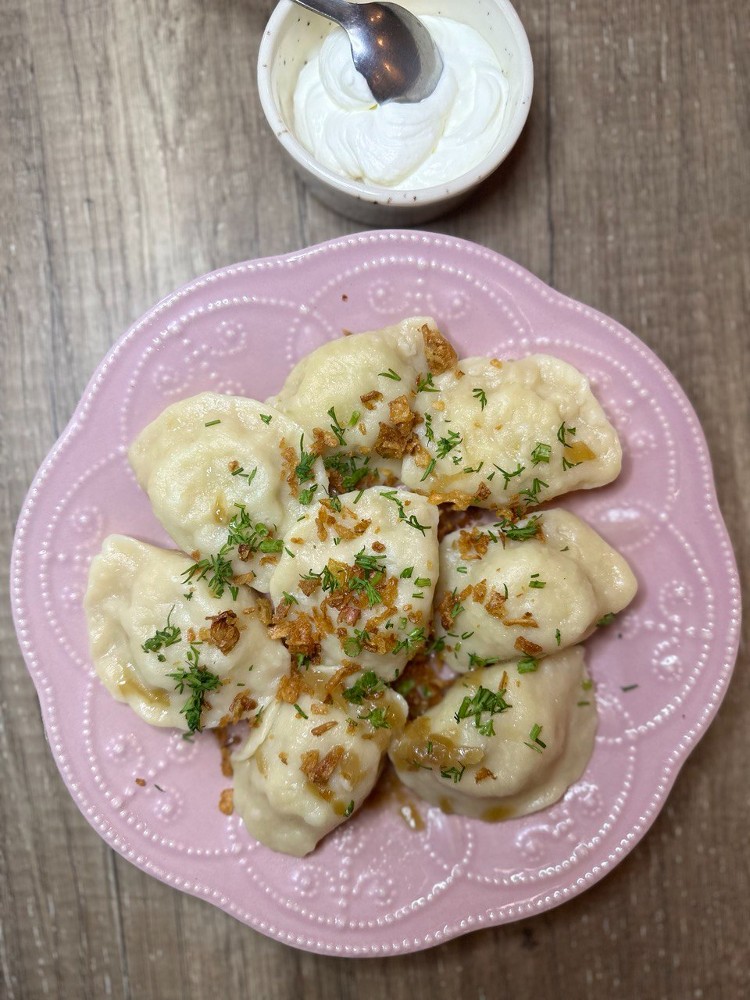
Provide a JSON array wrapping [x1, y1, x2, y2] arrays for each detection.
[[290, 0, 443, 104]]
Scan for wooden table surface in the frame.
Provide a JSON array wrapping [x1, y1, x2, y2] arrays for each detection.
[[2, 1, 748, 997]]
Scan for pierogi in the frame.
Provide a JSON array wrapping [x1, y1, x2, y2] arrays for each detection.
[[434, 509, 638, 672], [268, 487, 439, 679], [129, 393, 328, 591], [389, 648, 596, 820], [232, 666, 408, 856], [269, 316, 458, 473], [401, 355, 621, 508], [83, 313, 638, 856], [84, 535, 290, 731]]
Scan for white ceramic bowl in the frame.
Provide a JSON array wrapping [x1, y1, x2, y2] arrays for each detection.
[[257, 0, 534, 225]]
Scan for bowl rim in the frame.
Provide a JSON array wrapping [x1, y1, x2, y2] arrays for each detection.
[[256, 0, 534, 207]]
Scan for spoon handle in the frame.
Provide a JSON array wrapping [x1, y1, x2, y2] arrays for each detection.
[[289, 0, 356, 28]]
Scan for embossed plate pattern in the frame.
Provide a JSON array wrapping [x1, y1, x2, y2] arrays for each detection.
[[11, 231, 741, 956]]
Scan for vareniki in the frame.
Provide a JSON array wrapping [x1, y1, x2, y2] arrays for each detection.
[[85, 316, 636, 856]]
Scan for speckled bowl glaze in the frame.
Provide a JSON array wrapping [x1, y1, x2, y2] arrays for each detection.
[[257, 1, 533, 225], [11, 232, 741, 956]]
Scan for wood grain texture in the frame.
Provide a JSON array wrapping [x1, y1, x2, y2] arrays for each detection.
[[1, 0, 748, 996]]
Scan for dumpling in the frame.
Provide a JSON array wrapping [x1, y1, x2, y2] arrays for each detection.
[[84, 535, 290, 731], [401, 355, 621, 508], [269, 317, 458, 482], [434, 509, 638, 672], [389, 647, 596, 820], [268, 487, 439, 680], [128, 393, 328, 591], [232, 665, 408, 856]]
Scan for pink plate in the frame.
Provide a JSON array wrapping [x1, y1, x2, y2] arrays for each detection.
[[11, 231, 741, 956]]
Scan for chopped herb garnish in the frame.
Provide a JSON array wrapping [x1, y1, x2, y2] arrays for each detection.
[[293, 703, 308, 719], [227, 504, 283, 554], [436, 429, 462, 459], [597, 613, 616, 627], [400, 566, 414, 579], [462, 462, 485, 474], [342, 671, 384, 704], [529, 576, 546, 589], [530, 442, 552, 465], [414, 577, 431, 588], [378, 368, 401, 381], [231, 465, 258, 485], [182, 551, 237, 601], [142, 606, 181, 659], [302, 565, 341, 593], [358, 707, 390, 729], [379, 490, 430, 534], [517, 656, 540, 674], [395, 677, 416, 695], [168, 644, 221, 733], [472, 387, 488, 410], [495, 463, 525, 489], [354, 548, 387, 574], [299, 485, 317, 505], [342, 629, 371, 658], [283, 592, 298, 605], [423, 413, 435, 443], [562, 456, 582, 471], [350, 575, 383, 607], [440, 765, 466, 783], [524, 723, 547, 753], [348, 410, 361, 427], [454, 685, 512, 736], [204, 419, 221, 427], [495, 515, 542, 541], [420, 458, 436, 482], [259, 413, 273, 425], [555, 628, 561, 646], [327, 406, 347, 446], [343, 800, 355, 818], [519, 478, 548, 505], [557, 421, 577, 447], [295, 435, 316, 484], [392, 627, 426, 655], [324, 452, 373, 492], [416, 372, 438, 392], [467, 653, 501, 668]]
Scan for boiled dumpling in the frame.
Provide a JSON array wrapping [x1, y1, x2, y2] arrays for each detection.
[[269, 317, 458, 483], [232, 665, 408, 856], [84, 535, 290, 731], [268, 487, 439, 680], [128, 393, 328, 591], [389, 647, 596, 820], [401, 355, 621, 508], [434, 509, 637, 672]]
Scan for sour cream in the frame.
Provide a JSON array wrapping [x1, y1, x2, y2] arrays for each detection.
[[293, 16, 509, 190]]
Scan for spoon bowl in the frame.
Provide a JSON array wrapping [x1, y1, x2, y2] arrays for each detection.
[[290, 0, 443, 104]]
